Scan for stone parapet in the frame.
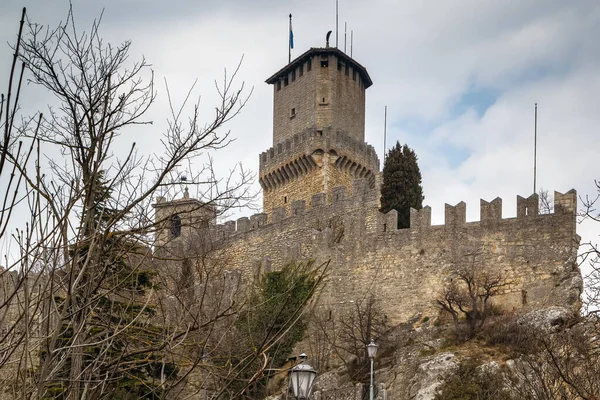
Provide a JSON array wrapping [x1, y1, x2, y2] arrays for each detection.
[[259, 128, 380, 177], [215, 181, 578, 241]]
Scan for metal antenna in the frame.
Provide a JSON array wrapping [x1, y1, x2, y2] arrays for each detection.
[[350, 30, 353, 57], [533, 102, 538, 194], [336, 0, 339, 48], [344, 22, 347, 52], [384, 106, 387, 161]]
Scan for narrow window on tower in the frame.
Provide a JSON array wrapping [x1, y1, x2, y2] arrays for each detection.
[[337, 61, 342, 71], [345, 64, 349, 76], [284, 76, 289, 86], [171, 214, 182, 238], [352, 69, 357, 81], [291, 68, 296, 82], [299, 63, 304, 77], [320, 57, 329, 68], [290, 108, 296, 118], [307, 58, 312, 71], [277, 80, 281, 91], [284, 196, 288, 204]]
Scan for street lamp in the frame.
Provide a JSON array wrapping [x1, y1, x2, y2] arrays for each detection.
[[289, 353, 317, 399], [367, 339, 379, 400]]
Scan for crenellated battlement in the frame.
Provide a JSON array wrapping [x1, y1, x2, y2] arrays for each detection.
[[156, 179, 581, 327], [407, 189, 577, 228], [216, 178, 375, 239], [259, 128, 380, 175], [214, 177, 577, 240]]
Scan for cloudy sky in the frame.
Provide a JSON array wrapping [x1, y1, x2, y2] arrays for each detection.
[[1, 1, 598, 263]]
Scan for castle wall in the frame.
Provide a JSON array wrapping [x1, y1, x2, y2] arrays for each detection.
[[213, 181, 582, 324]]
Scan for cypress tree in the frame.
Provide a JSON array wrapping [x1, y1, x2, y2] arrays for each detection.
[[380, 142, 424, 228]]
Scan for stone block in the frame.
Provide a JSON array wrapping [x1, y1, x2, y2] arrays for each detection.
[[272, 207, 287, 223], [445, 202, 466, 226], [250, 213, 268, 229], [291, 200, 306, 215], [517, 194, 539, 218], [384, 209, 398, 232], [215, 225, 225, 240], [311, 193, 326, 207], [554, 189, 577, 215], [480, 197, 502, 223], [237, 217, 250, 233], [410, 206, 431, 229], [332, 186, 347, 203], [223, 220, 236, 235]]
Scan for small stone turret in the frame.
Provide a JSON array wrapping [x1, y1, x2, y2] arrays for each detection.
[[152, 188, 217, 249]]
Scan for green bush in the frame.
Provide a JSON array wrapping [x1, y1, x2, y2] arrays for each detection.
[[434, 358, 515, 400]]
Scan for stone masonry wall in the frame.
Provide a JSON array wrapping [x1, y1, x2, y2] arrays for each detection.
[[315, 54, 366, 142], [212, 180, 582, 325], [330, 56, 366, 143], [272, 58, 317, 146], [259, 129, 380, 215], [263, 167, 327, 218], [272, 53, 366, 146]]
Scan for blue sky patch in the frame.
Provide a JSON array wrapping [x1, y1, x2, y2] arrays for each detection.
[[452, 87, 500, 117]]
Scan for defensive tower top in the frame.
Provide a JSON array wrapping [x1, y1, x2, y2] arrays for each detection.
[[259, 45, 378, 215], [265, 47, 372, 146]]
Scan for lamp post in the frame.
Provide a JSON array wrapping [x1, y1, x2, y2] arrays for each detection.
[[289, 353, 317, 399], [367, 339, 378, 400]]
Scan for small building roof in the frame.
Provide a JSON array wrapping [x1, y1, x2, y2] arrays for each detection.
[[265, 47, 373, 89]]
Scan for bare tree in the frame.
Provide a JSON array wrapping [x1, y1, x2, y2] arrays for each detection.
[[310, 296, 390, 385], [538, 188, 554, 215], [0, 6, 323, 400], [580, 179, 600, 314], [502, 313, 600, 400], [0, 8, 63, 397], [437, 255, 512, 339]]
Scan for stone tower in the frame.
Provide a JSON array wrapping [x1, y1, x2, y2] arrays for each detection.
[[259, 46, 380, 215], [153, 188, 217, 249]]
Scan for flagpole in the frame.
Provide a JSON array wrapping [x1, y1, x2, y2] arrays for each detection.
[[288, 14, 292, 64], [336, 0, 339, 48], [384, 106, 387, 161], [533, 102, 537, 194], [344, 22, 347, 52]]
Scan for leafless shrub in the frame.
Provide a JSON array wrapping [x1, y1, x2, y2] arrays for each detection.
[[436, 254, 513, 340], [538, 188, 554, 215]]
